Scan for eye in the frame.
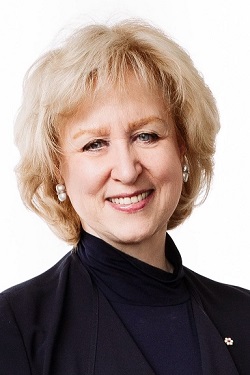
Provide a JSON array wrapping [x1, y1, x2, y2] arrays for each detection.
[[136, 132, 159, 143], [83, 139, 109, 152]]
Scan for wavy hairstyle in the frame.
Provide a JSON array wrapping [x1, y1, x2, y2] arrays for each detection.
[[14, 19, 220, 246]]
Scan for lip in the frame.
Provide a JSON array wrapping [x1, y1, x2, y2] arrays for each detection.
[[106, 189, 154, 213]]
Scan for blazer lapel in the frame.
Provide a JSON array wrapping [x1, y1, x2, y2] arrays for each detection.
[[94, 290, 156, 375], [191, 297, 239, 375]]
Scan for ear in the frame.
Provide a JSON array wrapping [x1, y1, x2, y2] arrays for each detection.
[[174, 125, 186, 162], [54, 161, 65, 184], [178, 142, 187, 163]]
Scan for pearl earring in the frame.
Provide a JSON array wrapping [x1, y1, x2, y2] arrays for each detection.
[[56, 184, 67, 202], [183, 165, 189, 182], [182, 157, 190, 183]]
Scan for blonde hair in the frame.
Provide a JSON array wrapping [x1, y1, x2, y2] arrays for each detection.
[[15, 19, 220, 246]]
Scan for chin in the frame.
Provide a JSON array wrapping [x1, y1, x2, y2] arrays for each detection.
[[108, 229, 154, 248]]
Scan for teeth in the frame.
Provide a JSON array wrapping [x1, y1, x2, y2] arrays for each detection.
[[109, 191, 150, 205]]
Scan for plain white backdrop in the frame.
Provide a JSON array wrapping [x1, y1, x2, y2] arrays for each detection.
[[1, 0, 250, 291]]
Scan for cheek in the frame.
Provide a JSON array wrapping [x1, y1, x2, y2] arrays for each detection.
[[149, 148, 182, 185], [61, 157, 108, 199], [159, 167, 183, 194]]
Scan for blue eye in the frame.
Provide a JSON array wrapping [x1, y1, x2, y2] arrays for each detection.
[[83, 139, 108, 152], [137, 133, 159, 142]]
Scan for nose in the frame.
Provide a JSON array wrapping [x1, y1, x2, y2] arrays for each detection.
[[110, 143, 143, 184]]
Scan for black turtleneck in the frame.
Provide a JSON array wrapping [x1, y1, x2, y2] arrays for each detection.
[[77, 231, 202, 375]]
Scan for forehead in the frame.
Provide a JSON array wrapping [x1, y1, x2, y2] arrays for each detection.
[[58, 73, 173, 140], [88, 74, 167, 113]]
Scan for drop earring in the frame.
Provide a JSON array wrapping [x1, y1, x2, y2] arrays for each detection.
[[56, 184, 67, 202], [182, 157, 190, 183]]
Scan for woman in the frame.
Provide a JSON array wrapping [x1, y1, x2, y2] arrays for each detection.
[[0, 20, 249, 375]]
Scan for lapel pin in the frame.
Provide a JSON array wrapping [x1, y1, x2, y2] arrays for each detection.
[[224, 337, 234, 346]]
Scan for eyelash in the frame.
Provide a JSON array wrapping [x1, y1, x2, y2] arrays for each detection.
[[82, 132, 160, 152], [82, 139, 109, 152], [134, 132, 159, 143]]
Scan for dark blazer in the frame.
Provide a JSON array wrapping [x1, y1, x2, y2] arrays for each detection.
[[0, 250, 250, 375]]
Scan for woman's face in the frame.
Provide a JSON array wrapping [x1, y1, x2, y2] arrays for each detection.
[[60, 75, 183, 251]]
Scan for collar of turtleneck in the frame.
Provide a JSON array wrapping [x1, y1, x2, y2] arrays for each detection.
[[76, 231, 190, 306]]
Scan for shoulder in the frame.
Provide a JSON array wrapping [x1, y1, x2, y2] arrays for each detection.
[[0, 251, 83, 321], [184, 267, 250, 374], [0, 250, 93, 334], [0, 251, 94, 324], [184, 266, 250, 302], [0, 253, 72, 373], [184, 266, 250, 326], [0, 251, 93, 372], [1, 250, 90, 302], [2, 251, 73, 296]]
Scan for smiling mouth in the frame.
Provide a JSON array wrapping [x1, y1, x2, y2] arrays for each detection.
[[108, 190, 152, 205]]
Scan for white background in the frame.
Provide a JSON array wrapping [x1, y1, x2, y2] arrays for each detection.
[[0, 0, 250, 291]]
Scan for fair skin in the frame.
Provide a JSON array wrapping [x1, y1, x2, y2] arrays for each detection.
[[60, 75, 184, 271]]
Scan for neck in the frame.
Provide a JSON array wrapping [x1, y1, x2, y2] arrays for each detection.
[[118, 238, 173, 273], [86, 229, 173, 273]]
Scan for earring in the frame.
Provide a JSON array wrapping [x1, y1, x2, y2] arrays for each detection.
[[182, 157, 190, 183], [56, 184, 67, 202]]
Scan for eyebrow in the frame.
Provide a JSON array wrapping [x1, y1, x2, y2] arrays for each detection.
[[72, 116, 166, 140]]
